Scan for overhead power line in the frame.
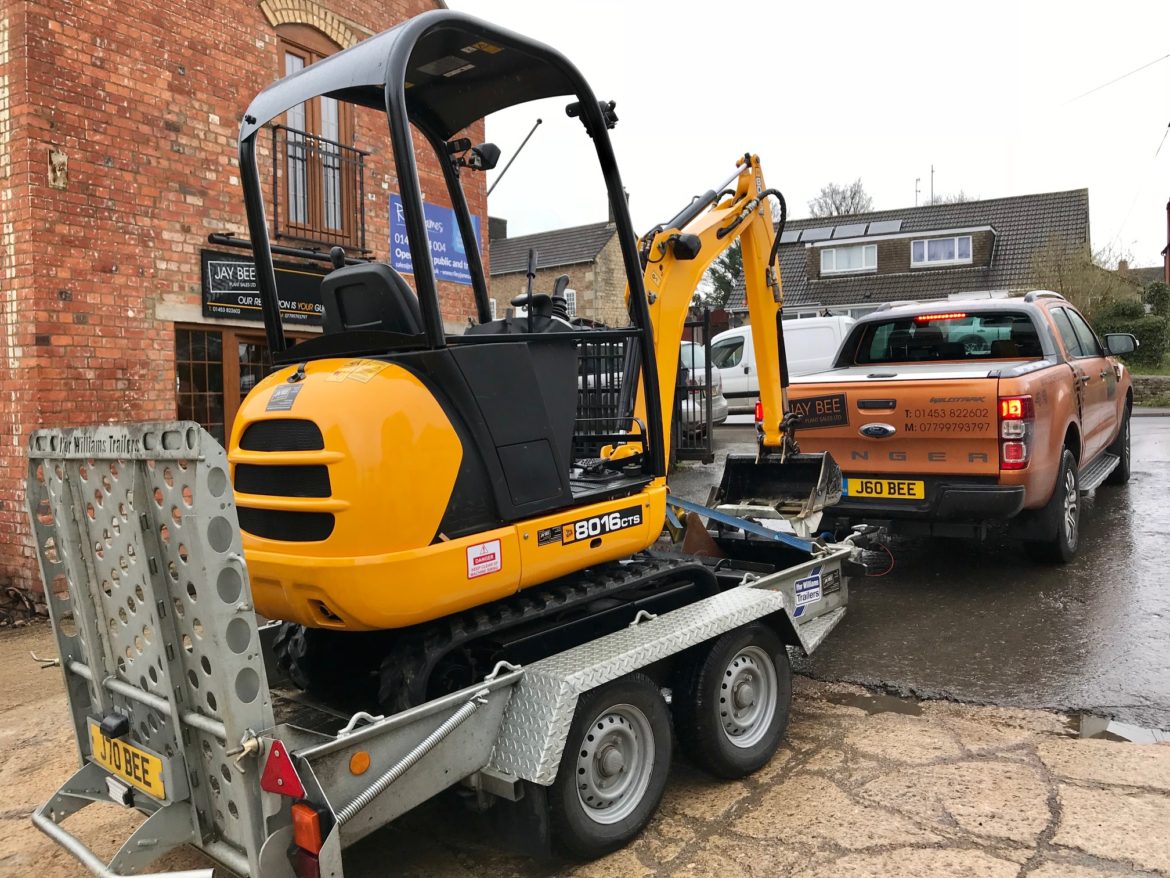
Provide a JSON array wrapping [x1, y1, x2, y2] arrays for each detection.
[[1064, 52, 1170, 104]]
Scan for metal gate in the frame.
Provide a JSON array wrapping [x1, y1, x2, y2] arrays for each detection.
[[570, 316, 716, 465], [674, 309, 716, 464]]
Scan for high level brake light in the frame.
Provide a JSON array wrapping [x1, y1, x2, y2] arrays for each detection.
[[998, 395, 1034, 470], [915, 311, 967, 322]]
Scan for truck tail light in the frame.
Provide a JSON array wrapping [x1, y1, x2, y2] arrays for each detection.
[[998, 395, 1034, 470], [754, 400, 763, 424]]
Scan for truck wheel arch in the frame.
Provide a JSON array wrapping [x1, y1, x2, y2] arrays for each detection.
[[1063, 422, 1081, 466]]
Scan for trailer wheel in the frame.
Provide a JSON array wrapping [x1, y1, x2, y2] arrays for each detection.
[[549, 673, 672, 859], [672, 623, 791, 779]]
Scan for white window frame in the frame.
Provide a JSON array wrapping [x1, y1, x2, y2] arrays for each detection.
[[489, 297, 497, 320], [820, 244, 877, 275], [564, 288, 577, 318], [911, 235, 973, 268]]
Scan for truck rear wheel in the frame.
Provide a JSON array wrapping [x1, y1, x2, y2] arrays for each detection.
[[1025, 448, 1079, 564], [672, 623, 791, 778], [549, 673, 672, 859]]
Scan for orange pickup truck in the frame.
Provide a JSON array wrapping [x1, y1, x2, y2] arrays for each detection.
[[782, 292, 1137, 562]]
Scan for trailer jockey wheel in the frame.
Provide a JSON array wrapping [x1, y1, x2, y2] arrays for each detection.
[[672, 622, 791, 779], [549, 673, 672, 859]]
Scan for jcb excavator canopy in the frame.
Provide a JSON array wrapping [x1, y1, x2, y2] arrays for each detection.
[[236, 9, 664, 475], [237, 10, 650, 381], [241, 10, 584, 142]]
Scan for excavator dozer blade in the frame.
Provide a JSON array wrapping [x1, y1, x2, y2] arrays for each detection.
[[715, 451, 843, 534]]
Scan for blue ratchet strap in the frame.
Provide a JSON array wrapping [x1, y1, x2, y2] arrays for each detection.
[[668, 495, 815, 553]]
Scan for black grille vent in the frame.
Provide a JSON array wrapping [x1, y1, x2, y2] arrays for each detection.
[[239, 419, 324, 452], [234, 464, 330, 498], [238, 508, 335, 542]]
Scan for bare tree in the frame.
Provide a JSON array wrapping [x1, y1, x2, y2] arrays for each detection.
[[807, 179, 873, 217], [694, 240, 742, 309], [1030, 240, 1140, 318], [923, 190, 973, 205]]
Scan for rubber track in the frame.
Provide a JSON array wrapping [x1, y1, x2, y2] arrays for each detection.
[[377, 553, 716, 712]]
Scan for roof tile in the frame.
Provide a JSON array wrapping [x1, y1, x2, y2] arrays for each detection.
[[490, 221, 616, 275]]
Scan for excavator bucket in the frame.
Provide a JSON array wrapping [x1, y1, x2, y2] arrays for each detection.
[[714, 451, 843, 537]]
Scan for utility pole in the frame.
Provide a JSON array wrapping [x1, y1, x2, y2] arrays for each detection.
[[915, 177, 921, 207], [930, 164, 935, 204]]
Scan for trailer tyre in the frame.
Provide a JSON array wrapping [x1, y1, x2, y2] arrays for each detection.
[[549, 673, 672, 859], [672, 623, 791, 779]]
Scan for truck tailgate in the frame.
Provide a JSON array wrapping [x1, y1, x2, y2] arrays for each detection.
[[788, 364, 1002, 477]]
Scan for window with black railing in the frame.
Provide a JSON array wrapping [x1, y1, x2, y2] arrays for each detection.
[[272, 124, 368, 252]]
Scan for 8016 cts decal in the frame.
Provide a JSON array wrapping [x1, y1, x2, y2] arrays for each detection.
[[538, 505, 643, 546]]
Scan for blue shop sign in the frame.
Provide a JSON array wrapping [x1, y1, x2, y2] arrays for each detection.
[[390, 194, 481, 286]]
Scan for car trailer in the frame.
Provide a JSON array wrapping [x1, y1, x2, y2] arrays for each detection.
[[27, 423, 862, 877]]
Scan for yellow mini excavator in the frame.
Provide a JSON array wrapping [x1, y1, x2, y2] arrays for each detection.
[[228, 12, 842, 710]]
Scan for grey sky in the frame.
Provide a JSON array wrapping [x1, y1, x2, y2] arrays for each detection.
[[447, 0, 1170, 269]]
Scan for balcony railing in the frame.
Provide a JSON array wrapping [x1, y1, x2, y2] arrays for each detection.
[[271, 124, 369, 252]]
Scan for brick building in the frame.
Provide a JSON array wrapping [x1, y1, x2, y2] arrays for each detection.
[[0, 0, 487, 590], [489, 220, 628, 326]]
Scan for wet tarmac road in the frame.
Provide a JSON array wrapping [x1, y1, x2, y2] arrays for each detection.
[[669, 418, 1170, 730]]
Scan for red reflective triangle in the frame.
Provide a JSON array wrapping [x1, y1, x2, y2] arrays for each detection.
[[260, 739, 305, 799]]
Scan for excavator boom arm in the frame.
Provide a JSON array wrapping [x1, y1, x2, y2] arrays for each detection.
[[624, 154, 790, 468]]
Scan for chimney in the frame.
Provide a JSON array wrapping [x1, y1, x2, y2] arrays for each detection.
[[489, 216, 507, 241]]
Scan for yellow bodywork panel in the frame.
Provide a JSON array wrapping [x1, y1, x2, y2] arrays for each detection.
[[231, 358, 665, 631]]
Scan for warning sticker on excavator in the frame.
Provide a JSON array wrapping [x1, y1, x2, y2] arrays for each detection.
[[327, 360, 389, 383], [466, 539, 502, 578]]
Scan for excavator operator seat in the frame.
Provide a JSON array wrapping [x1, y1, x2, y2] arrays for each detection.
[[321, 262, 424, 336]]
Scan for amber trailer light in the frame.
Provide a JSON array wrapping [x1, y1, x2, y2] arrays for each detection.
[[292, 802, 324, 854], [998, 394, 1034, 470]]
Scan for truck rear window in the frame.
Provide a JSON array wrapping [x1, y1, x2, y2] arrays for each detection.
[[853, 312, 1042, 364]]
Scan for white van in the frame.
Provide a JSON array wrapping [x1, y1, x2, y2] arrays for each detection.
[[710, 316, 855, 408]]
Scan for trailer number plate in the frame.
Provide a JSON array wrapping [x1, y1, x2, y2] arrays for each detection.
[[88, 722, 166, 799], [539, 505, 643, 546]]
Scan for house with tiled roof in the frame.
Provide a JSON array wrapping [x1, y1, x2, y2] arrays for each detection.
[[727, 189, 1091, 320], [489, 219, 626, 325]]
